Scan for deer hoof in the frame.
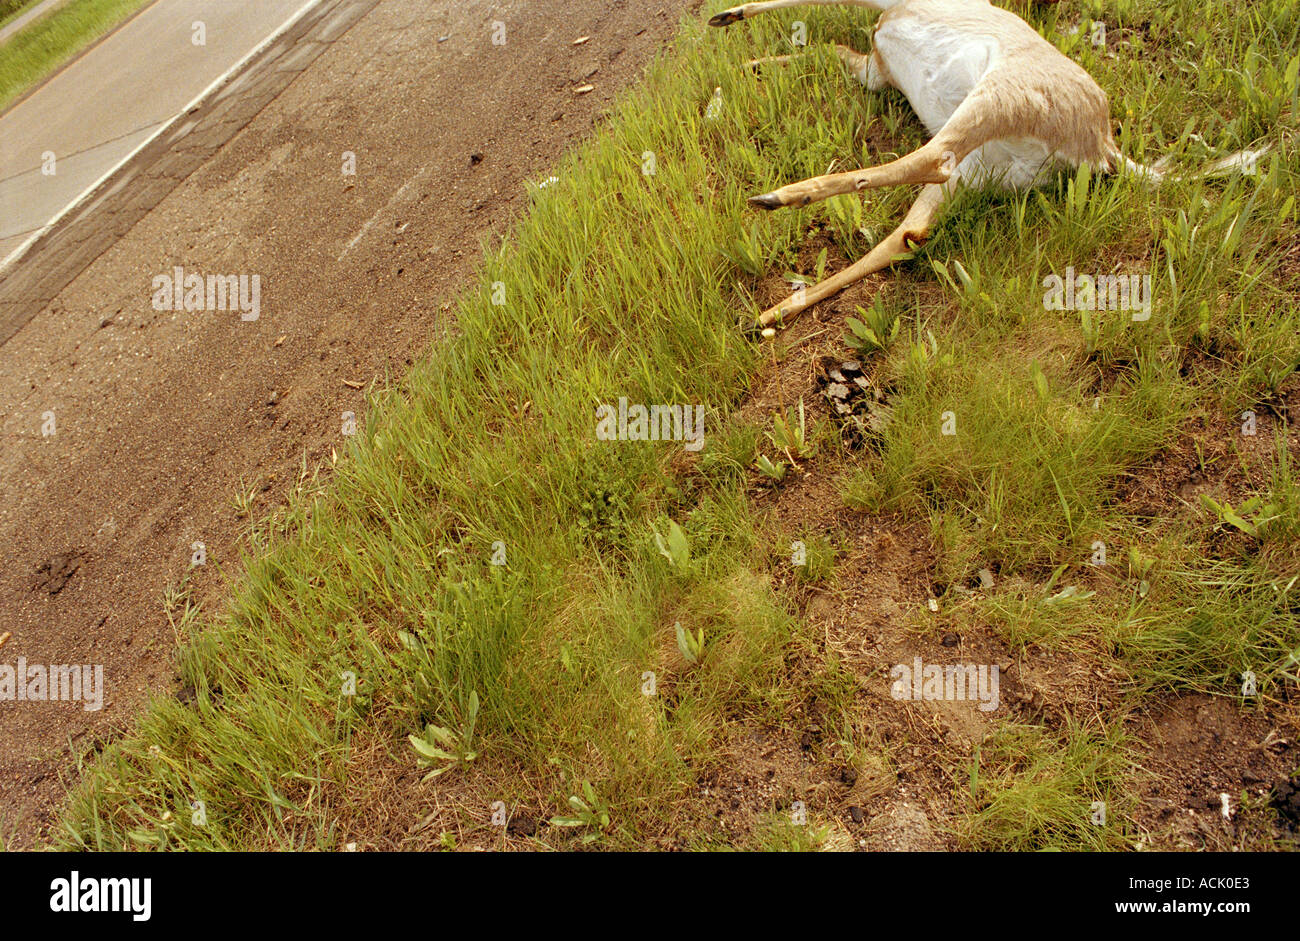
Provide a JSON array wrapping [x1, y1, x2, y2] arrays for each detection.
[[708, 9, 744, 27], [748, 192, 784, 211]]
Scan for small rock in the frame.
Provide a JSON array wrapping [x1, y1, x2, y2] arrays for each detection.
[[848, 805, 864, 824], [941, 633, 959, 647]]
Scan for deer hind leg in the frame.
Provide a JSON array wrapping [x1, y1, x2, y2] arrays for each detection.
[[755, 182, 950, 329]]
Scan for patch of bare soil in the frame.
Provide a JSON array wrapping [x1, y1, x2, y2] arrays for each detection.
[[1116, 372, 1300, 529], [0, 0, 703, 849], [1129, 694, 1298, 850], [1110, 369, 1300, 850]]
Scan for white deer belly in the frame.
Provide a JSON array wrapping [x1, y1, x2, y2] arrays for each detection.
[[873, 15, 1057, 189], [958, 138, 1057, 188], [874, 16, 998, 134]]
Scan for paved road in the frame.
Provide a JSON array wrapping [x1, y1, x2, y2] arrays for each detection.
[[0, 0, 73, 46], [0, 0, 317, 265]]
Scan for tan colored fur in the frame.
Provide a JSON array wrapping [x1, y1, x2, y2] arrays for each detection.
[[879, 0, 1118, 169], [709, 0, 1145, 328]]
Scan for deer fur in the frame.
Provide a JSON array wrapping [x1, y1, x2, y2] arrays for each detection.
[[708, 0, 1268, 330]]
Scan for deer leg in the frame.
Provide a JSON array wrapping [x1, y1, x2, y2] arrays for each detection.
[[755, 182, 950, 330], [709, 0, 887, 27], [746, 43, 873, 84], [749, 139, 963, 209], [748, 74, 1005, 209], [712, 0, 1062, 25]]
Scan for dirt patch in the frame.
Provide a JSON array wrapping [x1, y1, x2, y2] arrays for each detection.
[[0, 0, 703, 849], [690, 274, 968, 849], [694, 725, 822, 845], [1129, 694, 1298, 850], [1117, 372, 1300, 527]]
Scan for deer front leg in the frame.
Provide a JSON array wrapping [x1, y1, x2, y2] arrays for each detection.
[[709, 1, 887, 27], [746, 43, 874, 83], [755, 182, 950, 330], [712, 0, 1063, 24], [748, 78, 1002, 209], [750, 140, 959, 210]]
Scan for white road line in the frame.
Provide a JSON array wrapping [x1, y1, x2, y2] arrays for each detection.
[[0, 0, 325, 276]]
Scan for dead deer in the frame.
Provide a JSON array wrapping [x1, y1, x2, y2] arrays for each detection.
[[709, 0, 1268, 332]]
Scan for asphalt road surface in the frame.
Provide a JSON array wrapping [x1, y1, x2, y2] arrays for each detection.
[[0, 0, 318, 266]]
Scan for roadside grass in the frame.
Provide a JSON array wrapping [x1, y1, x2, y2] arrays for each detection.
[[58, 0, 1298, 850], [0, 0, 43, 31], [0, 0, 153, 113], [959, 720, 1133, 850]]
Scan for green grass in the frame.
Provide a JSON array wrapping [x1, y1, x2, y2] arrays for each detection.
[[50, 0, 1300, 851], [960, 720, 1133, 851], [0, 0, 154, 112], [0, 0, 43, 31]]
